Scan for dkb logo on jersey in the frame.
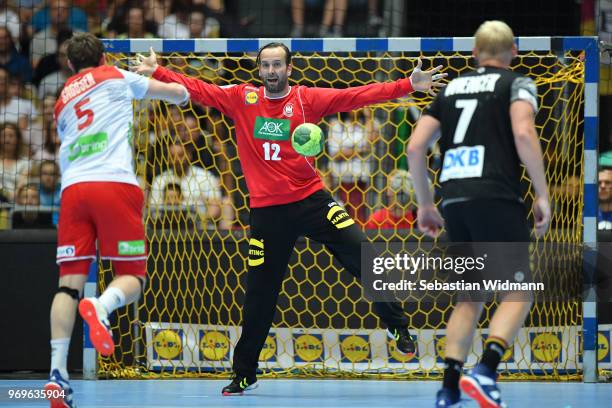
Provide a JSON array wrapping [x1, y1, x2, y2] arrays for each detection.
[[439, 145, 485, 182], [326, 204, 355, 230], [248, 238, 264, 266], [254, 117, 290, 140], [68, 132, 108, 162]]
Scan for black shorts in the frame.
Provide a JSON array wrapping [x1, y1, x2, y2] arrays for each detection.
[[442, 199, 532, 301], [442, 198, 530, 242]]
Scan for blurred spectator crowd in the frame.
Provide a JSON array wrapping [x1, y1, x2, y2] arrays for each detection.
[[0, 0, 253, 230], [0, 0, 595, 235]]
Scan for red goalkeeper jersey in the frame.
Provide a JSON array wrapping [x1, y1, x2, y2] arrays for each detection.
[[152, 66, 414, 207]]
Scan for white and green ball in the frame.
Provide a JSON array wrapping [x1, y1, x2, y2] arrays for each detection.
[[291, 123, 324, 156]]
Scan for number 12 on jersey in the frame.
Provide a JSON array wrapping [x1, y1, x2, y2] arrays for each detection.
[[263, 142, 281, 161]]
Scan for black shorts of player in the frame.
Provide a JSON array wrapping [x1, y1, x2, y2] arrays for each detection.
[[442, 198, 532, 302], [232, 189, 408, 378]]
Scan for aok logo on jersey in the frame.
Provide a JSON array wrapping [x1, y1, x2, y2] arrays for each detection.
[[253, 116, 290, 140]]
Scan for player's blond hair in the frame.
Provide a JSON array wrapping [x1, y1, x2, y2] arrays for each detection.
[[474, 20, 515, 63]]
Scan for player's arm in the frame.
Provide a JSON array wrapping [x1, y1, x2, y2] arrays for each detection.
[[131, 47, 236, 116], [145, 79, 190, 105], [510, 100, 550, 237], [306, 59, 446, 118], [407, 114, 444, 237]]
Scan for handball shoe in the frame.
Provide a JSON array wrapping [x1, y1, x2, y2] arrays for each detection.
[[45, 369, 76, 408], [78, 297, 114, 356], [221, 376, 258, 396], [460, 364, 507, 408], [387, 326, 417, 356], [435, 387, 463, 407]]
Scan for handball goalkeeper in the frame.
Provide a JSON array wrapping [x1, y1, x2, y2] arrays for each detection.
[[133, 42, 446, 395]]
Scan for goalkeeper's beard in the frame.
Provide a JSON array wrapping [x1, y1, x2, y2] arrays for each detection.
[[262, 74, 288, 94]]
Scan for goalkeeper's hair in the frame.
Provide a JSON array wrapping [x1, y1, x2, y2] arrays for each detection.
[[67, 32, 104, 72], [256, 42, 292, 66]]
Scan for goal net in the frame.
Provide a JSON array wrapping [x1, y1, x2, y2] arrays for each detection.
[[95, 38, 596, 380]]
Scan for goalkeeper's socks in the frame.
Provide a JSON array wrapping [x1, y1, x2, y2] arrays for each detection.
[[98, 287, 126, 315], [50, 338, 70, 380]]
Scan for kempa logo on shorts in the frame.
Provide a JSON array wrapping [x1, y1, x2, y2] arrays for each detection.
[[248, 238, 264, 266], [253, 117, 290, 140], [68, 132, 108, 162], [118, 240, 145, 255], [57, 245, 76, 258], [326, 205, 355, 229]]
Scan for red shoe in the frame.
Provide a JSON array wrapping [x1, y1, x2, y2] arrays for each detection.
[[78, 298, 114, 356]]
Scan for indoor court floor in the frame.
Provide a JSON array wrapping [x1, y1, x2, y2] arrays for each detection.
[[0, 378, 609, 407]]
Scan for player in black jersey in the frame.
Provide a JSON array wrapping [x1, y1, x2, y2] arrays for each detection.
[[408, 21, 551, 408]]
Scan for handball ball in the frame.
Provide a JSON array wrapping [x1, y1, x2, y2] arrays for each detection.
[[292, 123, 324, 156]]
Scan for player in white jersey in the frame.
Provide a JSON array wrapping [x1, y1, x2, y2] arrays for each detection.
[[44, 33, 189, 408]]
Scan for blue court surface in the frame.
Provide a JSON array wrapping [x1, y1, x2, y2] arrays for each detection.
[[0, 378, 610, 407]]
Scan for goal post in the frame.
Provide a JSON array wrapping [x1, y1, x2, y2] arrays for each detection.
[[87, 36, 599, 382]]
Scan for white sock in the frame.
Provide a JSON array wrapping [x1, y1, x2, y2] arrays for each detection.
[[50, 338, 70, 379], [98, 287, 126, 315]]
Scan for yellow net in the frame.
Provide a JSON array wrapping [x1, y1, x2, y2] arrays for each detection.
[[98, 50, 585, 380]]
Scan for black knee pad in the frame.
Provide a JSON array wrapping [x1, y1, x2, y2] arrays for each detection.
[[57, 286, 81, 300]]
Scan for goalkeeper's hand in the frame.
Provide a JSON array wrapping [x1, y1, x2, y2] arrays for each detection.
[[131, 47, 159, 76], [409, 58, 447, 97]]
